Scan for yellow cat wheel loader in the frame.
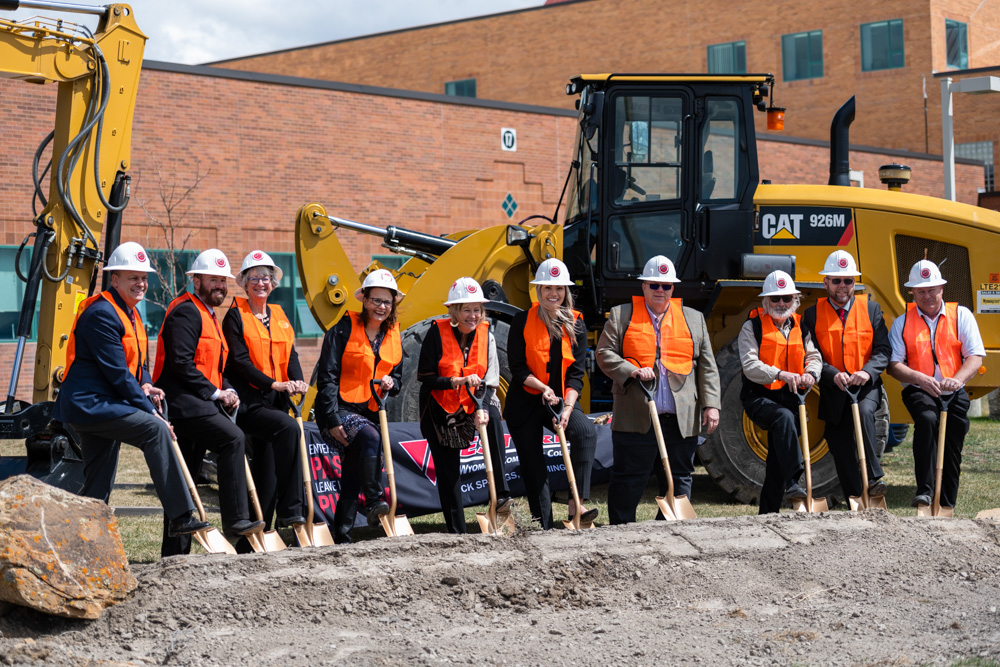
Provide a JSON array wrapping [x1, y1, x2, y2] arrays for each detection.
[[296, 73, 1000, 506]]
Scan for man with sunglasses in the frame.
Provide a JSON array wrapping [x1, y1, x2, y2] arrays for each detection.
[[887, 260, 984, 511], [596, 255, 720, 524], [802, 250, 891, 503], [739, 270, 823, 514]]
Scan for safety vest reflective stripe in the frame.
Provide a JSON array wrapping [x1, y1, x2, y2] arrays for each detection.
[[339, 311, 403, 411], [901, 302, 963, 378], [756, 310, 805, 390], [814, 295, 873, 374], [431, 318, 489, 414], [64, 291, 147, 381], [152, 292, 228, 389], [233, 297, 295, 384], [622, 296, 694, 375], [523, 303, 582, 399]]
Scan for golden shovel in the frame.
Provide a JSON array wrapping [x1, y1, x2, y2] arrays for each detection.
[[917, 390, 959, 518], [371, 380, 414, 537], [845, 385, 887, 511], [545, 399, 594, 530], [635, 379, 696, 520], [793, 388, 829, 513], [465, 385, 515, 536], [243, 457, 286, 552], [168, 435, 236, 555], [290, 399, 335, 546]]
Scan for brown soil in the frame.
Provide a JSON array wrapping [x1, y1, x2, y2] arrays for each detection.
[[2, 511, 999, 665]]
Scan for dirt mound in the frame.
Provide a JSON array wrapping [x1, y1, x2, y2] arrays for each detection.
[[2, 512, 999, 665]]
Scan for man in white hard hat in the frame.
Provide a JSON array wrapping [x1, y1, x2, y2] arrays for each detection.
[[53, 242, 209, 542], [596, 255, 721, 524], [802, 250, 891, 501], [739, 270, 822, 514], [154, 249, 262, 556], [887, 260, 984, 510]]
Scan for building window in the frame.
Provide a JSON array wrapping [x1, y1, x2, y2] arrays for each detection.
[[955, 140, 995, 191], [445, 78, 476, 98], [946, 19, 968, 69], [372, 254, 407, 271], [0, 246, 40, 342], [140, 249, 198, 337], [782, 30, 823, 81], [707, 41, 746, 74], [262, 252, 323, 337], [860, 19, 904, 71]]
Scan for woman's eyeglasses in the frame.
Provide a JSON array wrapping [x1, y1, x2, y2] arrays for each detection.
[[367, 297, 393, 308], [248, 276, 272, 285], [768, 295, 794, 304]]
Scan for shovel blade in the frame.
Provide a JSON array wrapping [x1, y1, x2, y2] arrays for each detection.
[[811, 497, 829, 513], [870, 495, 888, 510], [476, 511, 513, 536], [937, 506, 955, 518], [848, 496, 863, 511], [792, 498, 807, 512], [672, 495, 697, 520], [975, 508, 1000, 520], [262, 530, 287, 552], [194, 528, 237, 555], [497, 510, 516, 535], [310, 523, 335, 547], [380, 514, 415, 537], [292, 524, 312, 548], [655, 496, 678, 521], [246, 532, 266, 553], [916, 503, 933, 517]]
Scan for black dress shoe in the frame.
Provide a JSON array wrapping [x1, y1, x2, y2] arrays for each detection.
[[783, 483, 808, 502], [168, 513, 211, 537], [495, 497, 513, 513], [911, 494, 932, 508], [570, 508, 599, 523], [224, 519, 265, 538], [868, 479, 887, 497], [366, 500, 390, 527], [276, 515, 306, 528]]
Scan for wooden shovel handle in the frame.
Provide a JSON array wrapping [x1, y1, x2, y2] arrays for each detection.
[[933, 409, 948, 516], [378, 408, 398, 523], [850, 401, 871, 507], [555, 424, 582, 530], [647, 399, 675, 502], [798, 402, 814, 506], [169, 437, 208, 523], [244, 457, 265, 523]]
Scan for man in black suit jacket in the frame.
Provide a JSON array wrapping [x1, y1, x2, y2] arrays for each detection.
[[802, 251, 891, 501], [154, 249, 261, 556]]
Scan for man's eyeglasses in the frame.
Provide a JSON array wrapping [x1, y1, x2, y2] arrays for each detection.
[[367, 297, 393, 308], [829, 278, 855, 286], [769, 295, 794, 304], [248, 276, 272, 285], [646, 283, 674, 291]]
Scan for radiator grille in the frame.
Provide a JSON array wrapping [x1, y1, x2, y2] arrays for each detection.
[[894, 235, 973, 308]]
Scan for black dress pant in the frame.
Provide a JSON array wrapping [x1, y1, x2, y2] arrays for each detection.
[[161, 409, 250, 557], [330, 421, 382, 544], [607, 413, 699, 525], [238, 402, 304, 528], [742, 388, 804, 515], [823, 383, 884, 499], [421, 403, 508, 534], [506, 400, 596, 529], [902, 386, 970, 507]]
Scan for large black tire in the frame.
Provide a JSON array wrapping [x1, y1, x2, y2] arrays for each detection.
[[698, 340, 888, 507], [386, 315, 512, 422]]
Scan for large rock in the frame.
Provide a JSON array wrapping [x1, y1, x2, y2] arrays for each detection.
[[0, 475, 136, 619]]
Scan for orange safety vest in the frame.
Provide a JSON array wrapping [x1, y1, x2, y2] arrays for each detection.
[[232, 297, 295, 384], [152, 292, 228, 389], [339, 311, 403, 411], [523, 303, 583, 399], [64, 291, 148, 381], [901, 302, 963, 378], [751, 308, 805, 390], [431, 318, 489, 415], [814, 295, 873, 374], [622, 296, 694, 375]]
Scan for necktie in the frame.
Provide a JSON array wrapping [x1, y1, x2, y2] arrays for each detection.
[[838, 308, 847, 324]]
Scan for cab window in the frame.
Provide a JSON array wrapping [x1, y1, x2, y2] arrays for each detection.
[[611, 96, 684, 205]]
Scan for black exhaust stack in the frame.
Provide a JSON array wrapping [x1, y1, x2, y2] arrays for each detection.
[[828, 96, 856, 186]]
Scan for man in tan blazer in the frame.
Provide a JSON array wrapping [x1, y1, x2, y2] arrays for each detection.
[[596, 255, 721, 524]]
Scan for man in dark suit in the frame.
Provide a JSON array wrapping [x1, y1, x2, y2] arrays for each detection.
[[802, 250, 891, 501], [596, 255, 721, 524], [53, 242, 209, 542], [153, 248, 261, 556]]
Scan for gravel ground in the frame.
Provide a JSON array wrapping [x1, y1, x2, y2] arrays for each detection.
[[1, 511, 999, 666]]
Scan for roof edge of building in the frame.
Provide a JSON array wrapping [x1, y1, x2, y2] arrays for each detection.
[[932, 64, 1000, 78], [760, 132, 982, 166]]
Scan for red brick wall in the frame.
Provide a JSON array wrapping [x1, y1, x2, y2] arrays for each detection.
[[0, 64, 984, 401]]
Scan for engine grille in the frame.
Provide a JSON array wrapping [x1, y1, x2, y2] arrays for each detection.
[[894, 234, 973, 308]]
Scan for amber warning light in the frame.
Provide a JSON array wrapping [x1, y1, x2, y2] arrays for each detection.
[[767, 107, 786, 131]]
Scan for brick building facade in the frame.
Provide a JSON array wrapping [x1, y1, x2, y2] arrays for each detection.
[[216, 0, 1000, 188]]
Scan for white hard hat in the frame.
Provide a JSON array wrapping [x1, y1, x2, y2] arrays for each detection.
[[186, 249, 235, 278], [240, 250, 283, 283], [759, 270, 799, 297], [904, 260, 947, 288], [638, 255, 681, 283], [818, 250, 862, 277], [354, 269, 404, 302], [103, 242, 155, 272], [444, 277, 489, 305], [530, 258, 574, 286]]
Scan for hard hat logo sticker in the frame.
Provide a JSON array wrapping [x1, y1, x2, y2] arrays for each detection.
[[136, 251, 146, 263], [252, 251, 263, 261], [467, 284, 477, 293], [659, 264, 668, 274], [776, 278, 786, 288], [215, 257, 227, 268], [921, 268, 931, 279], [550, 266, 560, 277], [838, 258, 848, 268]]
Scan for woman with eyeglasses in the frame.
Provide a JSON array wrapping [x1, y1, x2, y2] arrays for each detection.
[[417, 277, 511, 534], [504, 258, 597, 528], [223, 251, 309, 541], [314, 269, 404, 543]]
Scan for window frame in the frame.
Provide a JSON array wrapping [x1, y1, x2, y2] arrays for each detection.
[[860, 19, 905, 72], [444, 78, 477, 98], [781, 30, 824, 81], [707, 41, 747, 74], [945, 19, 969, 70]]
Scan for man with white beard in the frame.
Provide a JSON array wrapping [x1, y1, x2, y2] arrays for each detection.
[[738, 271, 822, 514]]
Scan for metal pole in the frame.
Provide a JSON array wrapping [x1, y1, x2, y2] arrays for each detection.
[[4, 337, 27, 413], [941, 77, 955, 201], [0, 0, 108, 15]]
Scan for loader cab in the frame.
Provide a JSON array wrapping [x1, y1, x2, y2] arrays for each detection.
[[563, 74, 772, 320]]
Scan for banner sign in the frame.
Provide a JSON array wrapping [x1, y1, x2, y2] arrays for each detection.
[[304, 417, 615, 528]]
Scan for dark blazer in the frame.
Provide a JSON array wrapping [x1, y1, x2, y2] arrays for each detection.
[[802, 295, 891, 422], [154, 297, 233, 419], [222, 303, 303, 410], [52, 290, 155, 425]]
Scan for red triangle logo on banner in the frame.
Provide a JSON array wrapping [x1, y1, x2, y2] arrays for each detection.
[[399, 439, 436, 486]]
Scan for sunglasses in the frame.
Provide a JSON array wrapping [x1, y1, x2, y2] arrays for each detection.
[[646, 283, 674, 291], [829, 278, 855, 286], [768, 295, 794, 304]]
